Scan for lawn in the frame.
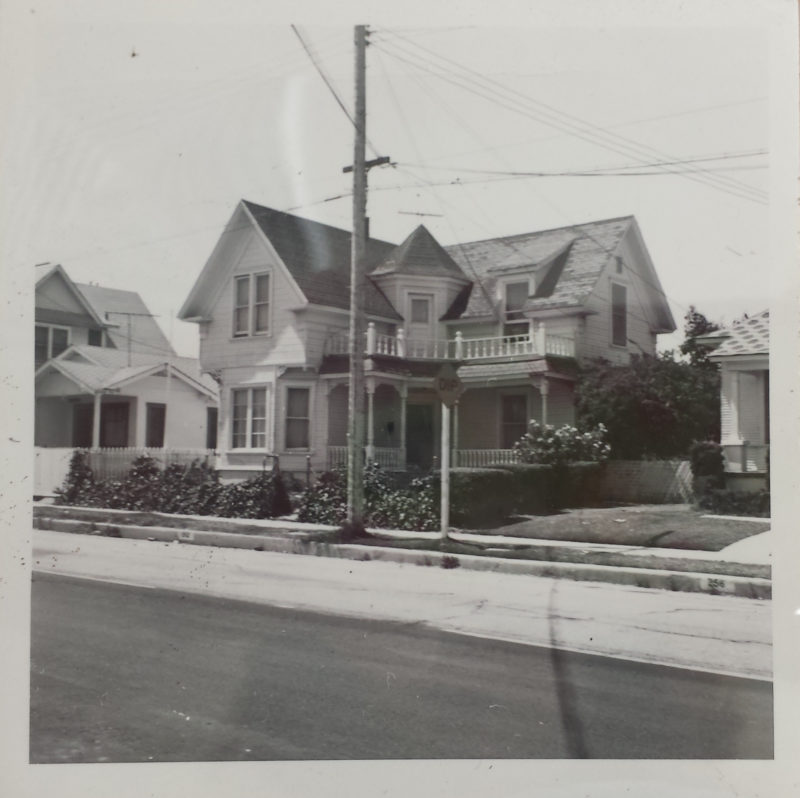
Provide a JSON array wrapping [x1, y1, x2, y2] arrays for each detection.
[[463, 504, 768, 551]]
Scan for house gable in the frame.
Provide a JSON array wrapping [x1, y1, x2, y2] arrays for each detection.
[[35, 265, 106, 331]]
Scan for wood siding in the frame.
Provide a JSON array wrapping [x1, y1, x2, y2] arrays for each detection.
[[199, 227, 306, 371], [580, 232, 658, 364]]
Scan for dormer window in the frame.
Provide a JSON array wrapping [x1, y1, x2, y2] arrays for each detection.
[[503, 280, 530, 337], [233, 272, 271, 337]]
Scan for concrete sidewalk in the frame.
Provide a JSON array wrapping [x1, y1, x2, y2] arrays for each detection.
[[32, 504, 772, 599]]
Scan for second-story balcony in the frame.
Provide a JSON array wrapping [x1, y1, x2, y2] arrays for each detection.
[[323, 323, 575, 362]]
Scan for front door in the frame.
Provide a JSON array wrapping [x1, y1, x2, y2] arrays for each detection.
[[405, 403, 435, 470], [73, 403, 93, 447]]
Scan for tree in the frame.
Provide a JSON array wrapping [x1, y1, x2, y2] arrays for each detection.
[[680, 305, 720, 370], [576, 352, 720, 459]]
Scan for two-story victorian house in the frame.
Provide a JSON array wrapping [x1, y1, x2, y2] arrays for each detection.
[[35, 263, 218, 451], [179, 201, 675, 482]]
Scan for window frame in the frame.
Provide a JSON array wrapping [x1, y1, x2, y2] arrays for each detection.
[[230, 385, 271, 450], [501, 279, 531, 338], [35, 323, 71, 366], [232, 271, 272, 338], [610, 281, 628, 348]]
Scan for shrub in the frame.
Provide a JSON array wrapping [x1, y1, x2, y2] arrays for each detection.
[[689, 441, 725, 494], [697, 488, 770, 517], [448, 467, 517, 526], [492, 463, 556, 514], [553, 462, 606, 509], [513, 421, 611, 466], [55, 454, 291, 520], [297, 464, 439, 531], [55, 449, 94, 506]]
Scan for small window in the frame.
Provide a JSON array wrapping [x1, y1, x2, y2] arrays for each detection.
[[254, 274, 270, 333], [35, 324, 70, 367], [503, 281, 529, 337], [35, 326, 49, 367], [233, 276, 250, 337], [501, 394, 528, 449], [88, 329, 103, 347], [411, 297, 430, 324], [285, 387, 310, 449], [611, 283, 627, 347]]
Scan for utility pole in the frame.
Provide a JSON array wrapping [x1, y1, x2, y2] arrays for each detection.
[[344, 26, 390, 533], [346, 25, 368, 532]]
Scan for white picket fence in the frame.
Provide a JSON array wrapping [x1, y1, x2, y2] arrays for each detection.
[[34, 447, 217, 495]]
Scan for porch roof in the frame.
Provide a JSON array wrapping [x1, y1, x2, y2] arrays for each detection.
[[706, 310, 769, 359], [459, 357, 577, 383]]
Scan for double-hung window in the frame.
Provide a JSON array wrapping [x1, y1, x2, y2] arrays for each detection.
[[611, 283, 627, 347], [503, 281, 530, 337], [35, 324, 69, 367], [285, 387, 311, 450], [231, 387, 268, 449], [233, 272, 271, 337]]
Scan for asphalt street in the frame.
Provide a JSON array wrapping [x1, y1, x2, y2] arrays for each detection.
[[30, 572, 773, 762]]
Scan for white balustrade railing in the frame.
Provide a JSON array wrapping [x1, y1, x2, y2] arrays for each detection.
[[455, 449, 521, 467], [327, 445, 405, 470], [322, 324, 576, 362]]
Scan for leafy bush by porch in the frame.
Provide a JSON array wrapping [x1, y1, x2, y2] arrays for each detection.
[[296, 463, 439, 531], [55, 451, 292, 519], [512, 421, 611, 466]]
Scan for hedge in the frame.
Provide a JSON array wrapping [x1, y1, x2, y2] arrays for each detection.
[[55, 451, 292, 520]]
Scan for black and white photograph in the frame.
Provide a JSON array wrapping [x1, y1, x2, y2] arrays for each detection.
[[1, 0, 798, 796]]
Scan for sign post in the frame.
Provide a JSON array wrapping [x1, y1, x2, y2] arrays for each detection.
[[433, 364, 463, 540]]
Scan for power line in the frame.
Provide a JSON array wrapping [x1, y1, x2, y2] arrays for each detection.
[[371, 33, 768, 206], [291, 25, 382, 158]]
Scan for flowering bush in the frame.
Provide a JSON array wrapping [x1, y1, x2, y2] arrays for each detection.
[[512, 421, 611, 466]]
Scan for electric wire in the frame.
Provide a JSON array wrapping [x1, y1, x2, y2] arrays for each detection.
[[371, 32, 768, 205]]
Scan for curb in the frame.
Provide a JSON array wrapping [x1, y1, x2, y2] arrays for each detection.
[[34, 516, 771, 600]]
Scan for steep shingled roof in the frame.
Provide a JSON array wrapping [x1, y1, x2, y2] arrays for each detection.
[[444, 216, 634, 319], [243, 201, 402, 320], [75, 283, 176, 358], [707, 310, 769, 358], [371, 225, 469, 281]]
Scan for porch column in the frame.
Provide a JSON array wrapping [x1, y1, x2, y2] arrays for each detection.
[[534, 376, 550, 426], [452, 400, 460, 467], [91, 392, 102, 448], [399, 383, 408, 468], [134, 395, 148, 448], [366, 377, 376, 462]]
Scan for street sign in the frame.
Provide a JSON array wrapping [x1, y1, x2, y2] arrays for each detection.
[[433, 363, 463, 408]]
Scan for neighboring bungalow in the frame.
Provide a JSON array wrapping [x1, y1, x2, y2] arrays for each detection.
[[179, 200, 676, 482], [701, 310, 770, 490], [35, 264, 218, 450]]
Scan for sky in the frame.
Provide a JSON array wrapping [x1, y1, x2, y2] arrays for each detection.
[[0, 1, 791, 365]]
